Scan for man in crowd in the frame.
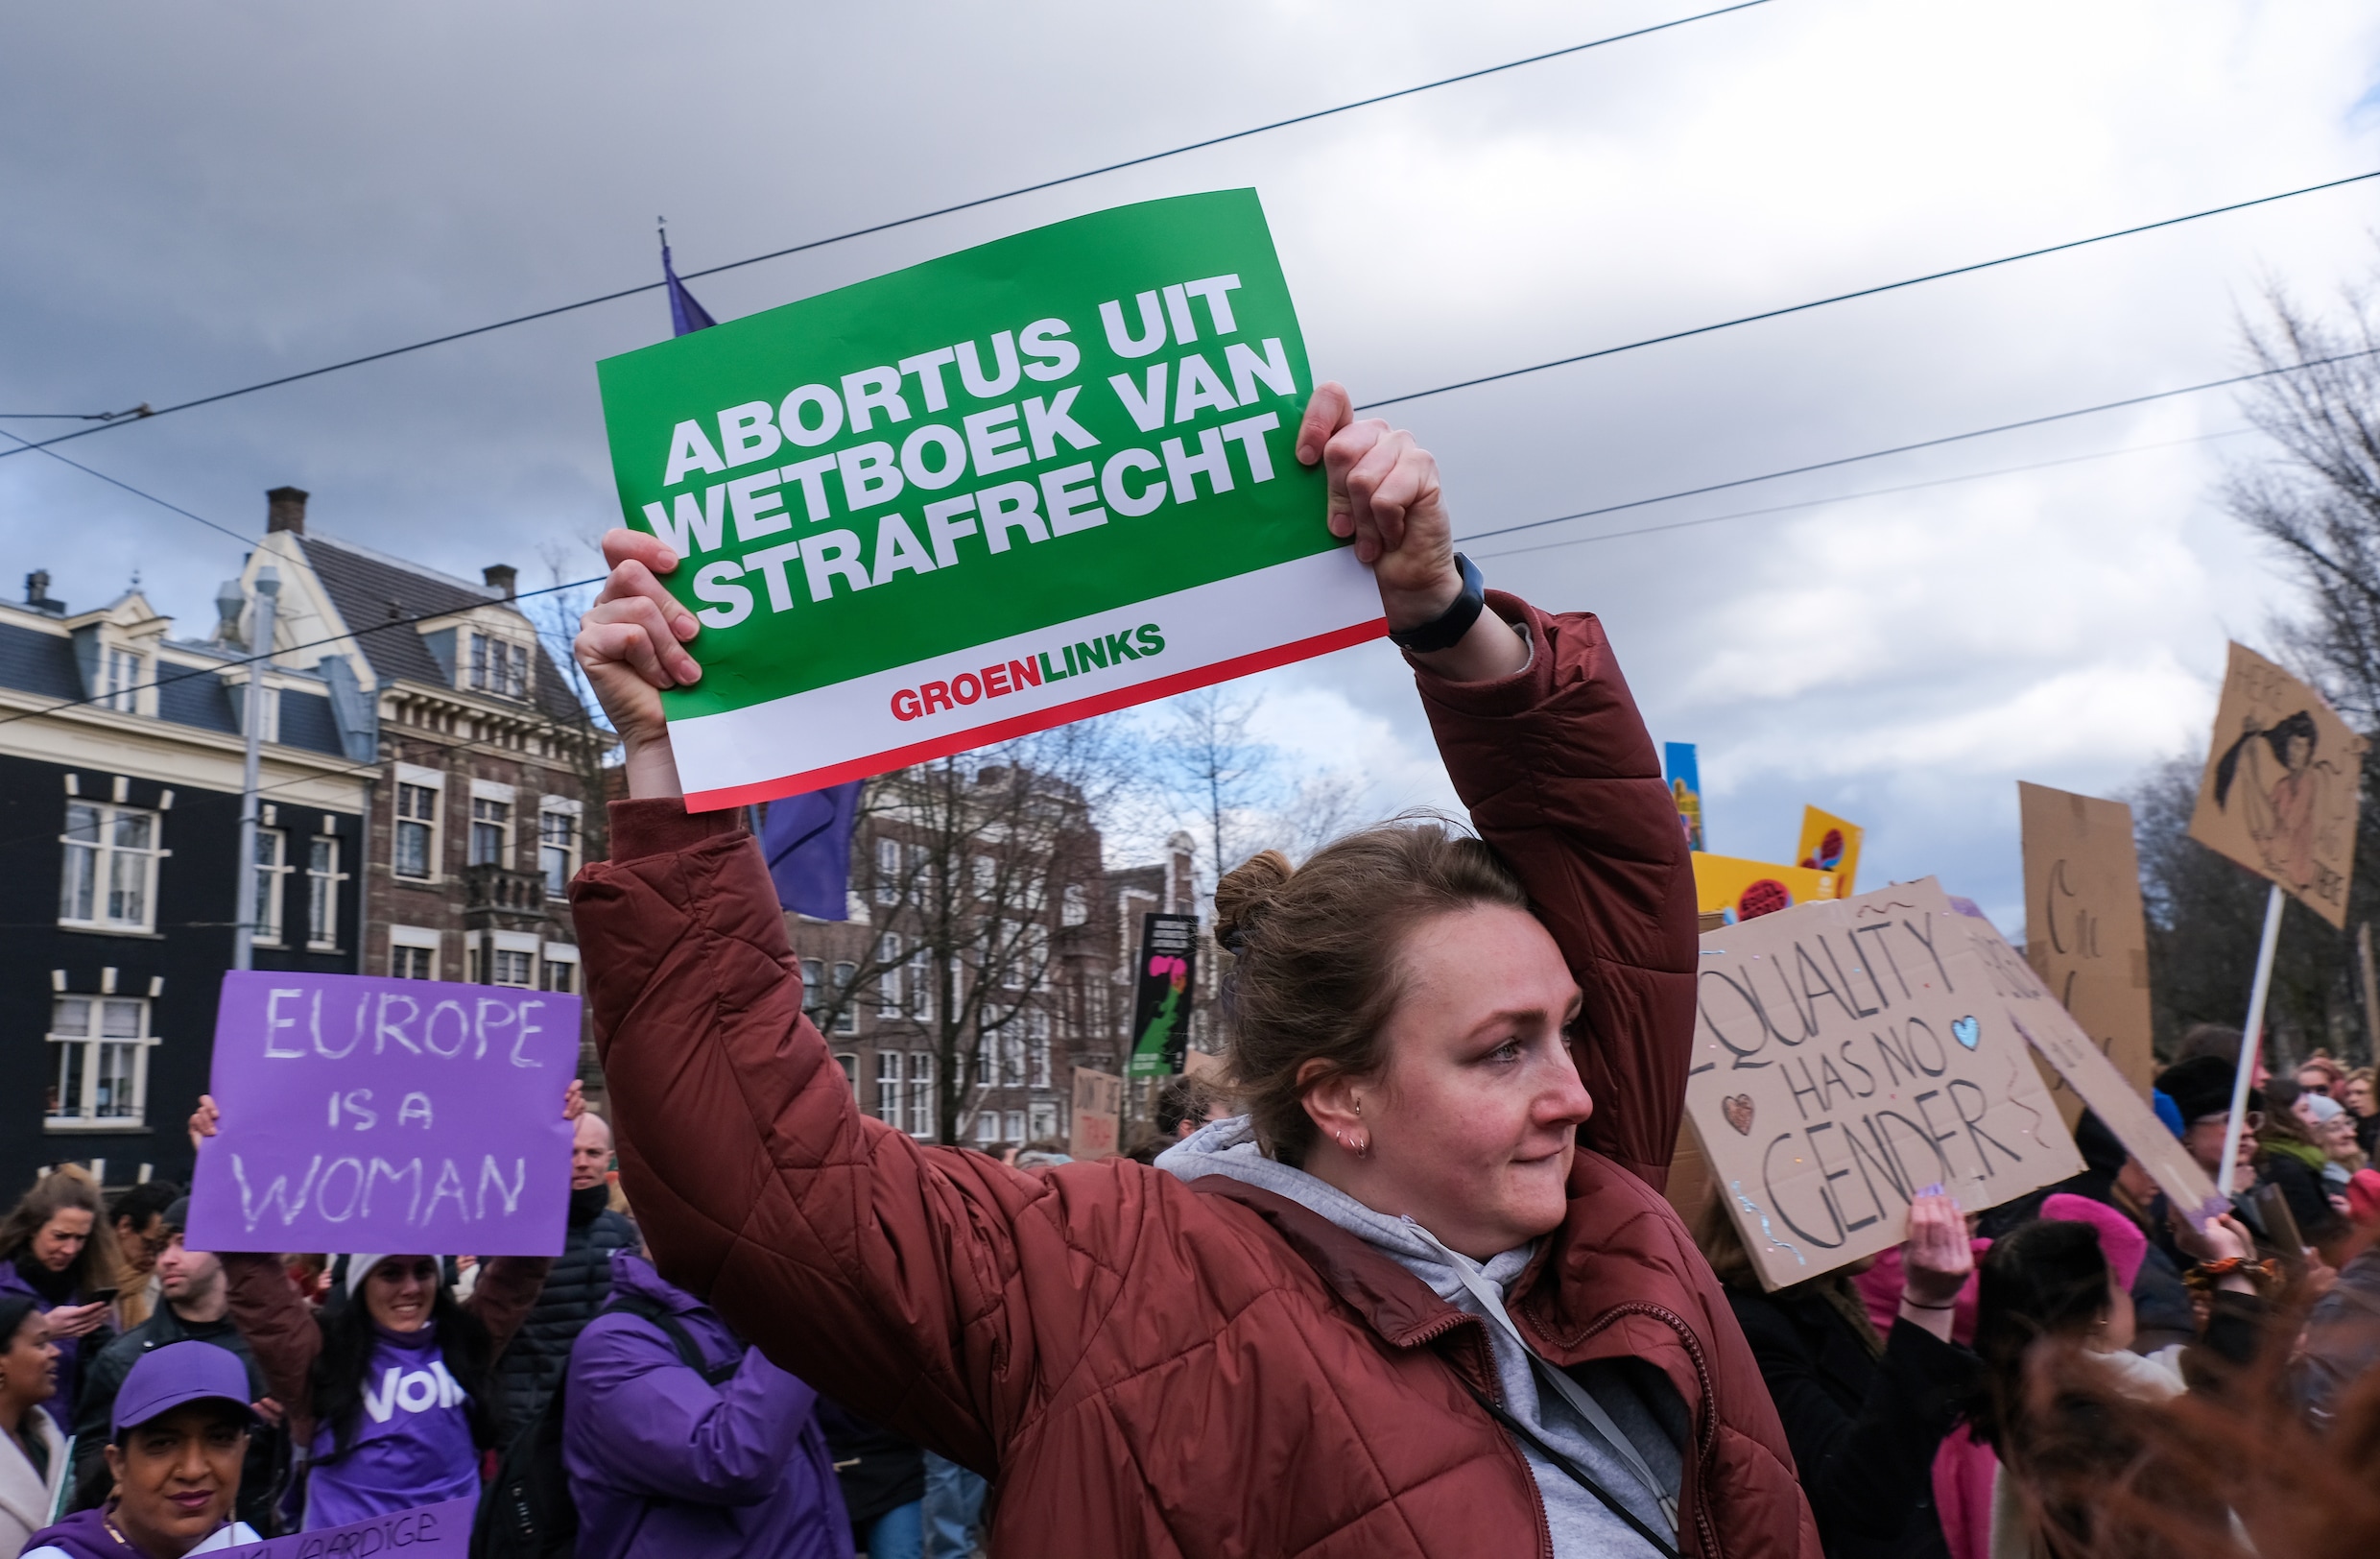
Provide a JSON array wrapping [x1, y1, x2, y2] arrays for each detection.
[[70, 1200, 283, 1533], [489, 1107, 636, 1433], [106, 1183, 181, 1331]]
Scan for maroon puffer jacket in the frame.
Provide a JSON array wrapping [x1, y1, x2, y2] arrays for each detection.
[[573, 594, 1818, 1559]]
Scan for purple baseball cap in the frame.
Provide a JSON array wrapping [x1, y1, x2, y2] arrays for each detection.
[[112, 1341, 260, 1436]]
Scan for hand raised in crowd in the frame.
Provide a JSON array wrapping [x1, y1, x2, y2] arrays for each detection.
[[577, 527, 702, 800], [563, 1078, 587, 1121], [1295, 382, 1526, 682], [189, 1092, 221, 1151], [1897, 1187, 1973, 1339]]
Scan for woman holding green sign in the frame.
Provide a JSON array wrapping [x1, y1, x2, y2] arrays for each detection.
[[572, 384, 1815, 1559]]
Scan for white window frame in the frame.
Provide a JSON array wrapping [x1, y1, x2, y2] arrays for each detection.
[[390, 923, 440, 980], [304, 833, 346, 949], [908, 949, 935, 1022], [1029, 1100, 1059, 1142], [251, 827, 290, 947], [907, 1050, 936, 1139], [1004, 1109, 1026, 1144], [59, 800, 162, 933], [875, 1050, 903, 1122], [541, 941, 580, 994], [974, 1111, 1001, 1146], [393, 766, 444, 882], [469, 795, 512, 869], [831, 963, 858, 1034], [46, 995, 157, 1130], [875, 837, 901, 905], [465, 631, 531, 699], [100, 646, 145, 713], [1062, 883, 1088, 926], [876, 933, 903, 1012], [488, 928, 539, 989], [538, 798, 581, 899]]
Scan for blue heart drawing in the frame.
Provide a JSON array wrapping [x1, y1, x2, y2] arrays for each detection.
[[1952, 1015, 1981, 1050]]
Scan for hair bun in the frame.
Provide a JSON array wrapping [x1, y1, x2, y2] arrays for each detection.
[[1213, 849, 1294, 951]]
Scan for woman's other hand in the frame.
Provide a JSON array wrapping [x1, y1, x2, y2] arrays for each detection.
[[1897, 1188, 1972, 1339], [563, 1079, 585, 1121], [575, 528, 702, 800], [1295, 383, 1526, 682], [43, 1301, 109, 1339], [189, 1093, 221, 1152]]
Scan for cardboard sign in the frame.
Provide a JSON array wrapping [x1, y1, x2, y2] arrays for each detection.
[[1127, 912, 1201, 1079], [2187, 642, 2367, 928], [216, 1498, 473, 1559], [1069, 1067, 1123, 1160], [1962, 900, 2223, 1221], [186, 973, 578, 1257], [2018, 781, 2155, 1125], [1685, 878, 2082, 1290], [1693, 852, 1841, 923], [597, 190, 1384, 811], [1665, 742, 1706, 852], [1796, 805, 1863, 894]]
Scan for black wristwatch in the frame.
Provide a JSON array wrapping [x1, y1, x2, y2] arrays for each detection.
[[1387, 553, 1486, 653]]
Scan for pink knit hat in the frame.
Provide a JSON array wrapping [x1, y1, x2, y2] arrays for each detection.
[[2040, 1193, 2147, 1289]]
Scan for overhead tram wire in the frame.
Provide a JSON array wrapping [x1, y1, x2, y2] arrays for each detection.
[[1469, 427, 2256, 562], [1448, 345, 2380, 551], [0, 0, 1777, 464], [1354, 169, 2380, 413]]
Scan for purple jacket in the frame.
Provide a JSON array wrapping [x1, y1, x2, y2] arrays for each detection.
[[563, 1253, 850, 1559], [303, 1322, 480, 1530], [0, 1259, 107, 1435]]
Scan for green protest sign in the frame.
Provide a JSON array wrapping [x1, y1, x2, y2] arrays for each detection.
[[596, 190, 1384, 810]]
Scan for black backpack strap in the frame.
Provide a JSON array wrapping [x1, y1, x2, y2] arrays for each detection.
[[1460, 1379, 1682, 1559], [607, 1294, 739, 1387]]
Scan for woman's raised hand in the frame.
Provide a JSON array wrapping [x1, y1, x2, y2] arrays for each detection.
[[189, 1093, 221, 1152], [576, 528, 702, 800], [1295, 383, 1457, 630], [1900, 1187, 1974, 1308]]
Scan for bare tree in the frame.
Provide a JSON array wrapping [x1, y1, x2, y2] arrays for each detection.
[[800, 719, 1143, 1144], [2141, 270, 2380, 1066], [1160, 685, 1273, 878], [531, 544, 617, 865]]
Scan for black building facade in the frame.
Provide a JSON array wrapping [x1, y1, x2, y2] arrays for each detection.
[[0, 573, 371, 1194]]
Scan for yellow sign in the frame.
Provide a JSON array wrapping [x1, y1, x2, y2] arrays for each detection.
[[1693, 852, 1841, 923], [1796, 806, 1863, 894]]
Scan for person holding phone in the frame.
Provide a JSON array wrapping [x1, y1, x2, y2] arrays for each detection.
[[0, 1167, 123, 1434]]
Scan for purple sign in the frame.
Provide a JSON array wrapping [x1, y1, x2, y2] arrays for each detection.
[[216, 1497, 473, 1559], [186, 972, 578, 1257]]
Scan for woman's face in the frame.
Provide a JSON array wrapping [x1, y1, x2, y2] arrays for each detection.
[[105, 1404, 244, 1556], [0, 1311, 58, 1407], [362, 1257, 441, 1331], [1313, 904, 1592, 1259], [2286, 732, 2313, 771], [32, 1208, 92, 1273]]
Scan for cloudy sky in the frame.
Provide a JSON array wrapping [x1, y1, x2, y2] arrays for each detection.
[[6, 0, 2379, 927]]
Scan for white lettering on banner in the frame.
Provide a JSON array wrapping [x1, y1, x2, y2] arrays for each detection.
[[365, 1362, 466, 1425], [230, 1153, 537, 1233]]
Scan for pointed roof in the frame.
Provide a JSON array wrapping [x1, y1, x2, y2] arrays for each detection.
[[300, 533, 583, 724]]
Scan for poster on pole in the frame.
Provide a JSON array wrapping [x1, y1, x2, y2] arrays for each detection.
[[1665, 742, 1706, 852], [1127, 912, 1201, 1080], [2018, 781, 2155, 1125], [1693, 852, 1841, 923], [1069, 1067, 1123, 1160], [597, 189, 1383, 811], [1954, 901, 2223, 1221], [2187, 642, 2367, 928], [186, 972, 579, 1257], [1796, 806, 1863, 894], [1684, 878, 2082, 1291]]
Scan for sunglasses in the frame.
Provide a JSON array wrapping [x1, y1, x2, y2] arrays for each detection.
[[2189, 1110, 2264, 1134]]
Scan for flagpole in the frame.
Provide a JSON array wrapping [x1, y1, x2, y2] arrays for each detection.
[[2219, 881, 2286, 1197]]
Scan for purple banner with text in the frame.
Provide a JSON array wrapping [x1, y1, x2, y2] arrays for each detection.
[[186, 972, 577, 1257], [217, 1497, 473, 1559]]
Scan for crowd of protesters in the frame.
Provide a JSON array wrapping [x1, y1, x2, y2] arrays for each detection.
[[4, 385, 2380, 1558]]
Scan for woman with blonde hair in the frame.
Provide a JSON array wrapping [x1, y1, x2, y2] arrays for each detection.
[[567, 384, 1816, 1557]]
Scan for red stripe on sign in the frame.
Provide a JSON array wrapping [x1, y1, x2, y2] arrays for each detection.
[[683, 616, 1390, 812]]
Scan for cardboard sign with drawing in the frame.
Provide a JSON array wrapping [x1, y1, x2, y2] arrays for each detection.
[[1684, 878, 2082, 1290], [2188, 642, 2367, 928]]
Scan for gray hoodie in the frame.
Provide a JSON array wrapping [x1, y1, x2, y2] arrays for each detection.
[[1159, 1116, 1684, 1558]]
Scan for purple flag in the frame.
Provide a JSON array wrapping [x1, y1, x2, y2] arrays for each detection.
[[184, 972, 578, 1257], [660, 229, 716, 337], [764, 781, 865, 921]]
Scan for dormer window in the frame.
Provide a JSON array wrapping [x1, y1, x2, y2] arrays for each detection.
[[466, 633, 530, 699], [99, 647, 144, 712]]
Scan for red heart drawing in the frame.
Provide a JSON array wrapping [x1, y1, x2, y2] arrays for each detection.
[[1722, 1094, 1755, 1136]]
